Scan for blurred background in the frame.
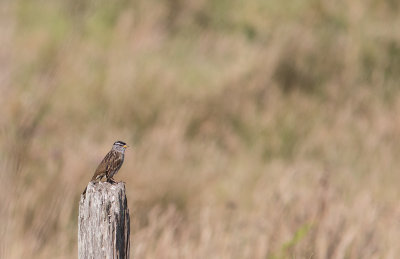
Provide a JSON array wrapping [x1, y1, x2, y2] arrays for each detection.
[[1, 0, 400, 258]]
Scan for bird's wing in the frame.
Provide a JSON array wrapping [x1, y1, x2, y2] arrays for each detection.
[[91, 151, 114, 181], [106, 153, 124, 178]]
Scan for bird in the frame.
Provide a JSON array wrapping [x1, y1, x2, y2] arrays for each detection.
[[82, 140, 128, 195]]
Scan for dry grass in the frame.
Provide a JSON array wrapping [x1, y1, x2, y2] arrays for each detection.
[[1, 0, 400, 258]]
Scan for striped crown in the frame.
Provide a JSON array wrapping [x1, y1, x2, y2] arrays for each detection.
[[114, 141, 127, 146]]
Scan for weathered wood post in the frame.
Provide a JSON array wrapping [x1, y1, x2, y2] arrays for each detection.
[[78, 182, 130, 259]]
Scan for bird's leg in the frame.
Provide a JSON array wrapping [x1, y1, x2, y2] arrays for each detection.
[[107, 178, 117, 184]]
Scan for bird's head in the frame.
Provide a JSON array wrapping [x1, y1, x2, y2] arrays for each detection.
[[113, 140, 128, 151]]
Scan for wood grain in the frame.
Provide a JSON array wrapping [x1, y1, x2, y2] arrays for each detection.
[[78, 182, 130, 259]]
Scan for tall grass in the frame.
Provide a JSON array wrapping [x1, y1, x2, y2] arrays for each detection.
[[1, 0, 400, 258]]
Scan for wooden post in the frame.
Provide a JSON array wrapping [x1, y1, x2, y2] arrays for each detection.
[[78, 182, 130, 259]]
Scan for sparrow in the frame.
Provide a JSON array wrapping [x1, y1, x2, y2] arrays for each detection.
[[82, 140, 128, 195]]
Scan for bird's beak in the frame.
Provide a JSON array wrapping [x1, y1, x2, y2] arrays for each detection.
[[123, 145, 128, 148]]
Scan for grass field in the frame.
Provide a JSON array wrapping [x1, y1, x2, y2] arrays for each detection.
[[1, 0, 400, 258]]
